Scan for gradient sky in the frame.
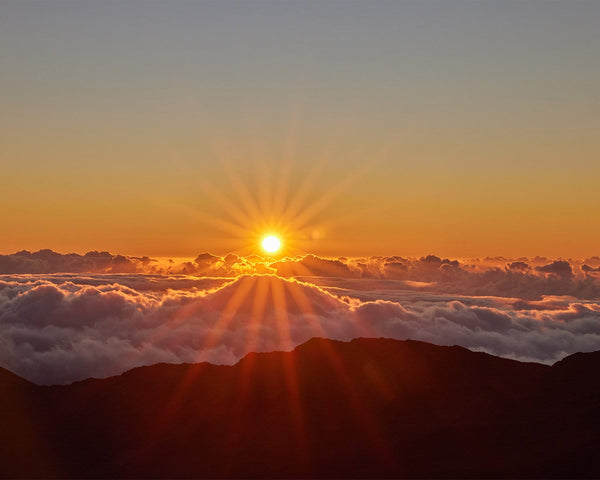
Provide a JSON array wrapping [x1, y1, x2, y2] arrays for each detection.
[[2, 0, 599, 258]]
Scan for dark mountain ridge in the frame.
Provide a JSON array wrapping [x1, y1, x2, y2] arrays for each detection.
[[1, 338, 598, 478]]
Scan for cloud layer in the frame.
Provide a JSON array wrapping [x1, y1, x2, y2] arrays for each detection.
[[2, 250, 600, 299], [1, 270, 600, 385]]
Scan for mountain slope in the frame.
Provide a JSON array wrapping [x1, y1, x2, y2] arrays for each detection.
[[1, 338, 598, 478]]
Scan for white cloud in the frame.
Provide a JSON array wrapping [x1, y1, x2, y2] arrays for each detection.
[[1, 273, 600, 385]]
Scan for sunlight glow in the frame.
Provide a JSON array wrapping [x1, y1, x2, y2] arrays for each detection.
[[262, 235, 281, 253]]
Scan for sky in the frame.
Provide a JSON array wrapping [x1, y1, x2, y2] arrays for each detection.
[[2, 0, 600, 258]]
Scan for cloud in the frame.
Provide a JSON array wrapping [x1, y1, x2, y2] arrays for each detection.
[[270, 254, 600, 300], [1, 273, 600, 385], [507, 261, 530, 271], [536, 260, 573, 278], [272, 254, 357, 278], [0, 249, 277, 277], [0, 249, 157, 274], [0, 275, 355, 384], [2, 250, 600, 299], [582, 264, 600, 279]]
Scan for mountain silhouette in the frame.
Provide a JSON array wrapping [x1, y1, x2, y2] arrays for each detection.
[[1, 338, 599, 478]]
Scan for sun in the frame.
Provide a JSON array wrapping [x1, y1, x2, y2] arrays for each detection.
[[262, 235, 281, 254]]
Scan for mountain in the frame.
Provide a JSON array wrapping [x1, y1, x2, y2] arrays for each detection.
[[1, 338, 599, 478]]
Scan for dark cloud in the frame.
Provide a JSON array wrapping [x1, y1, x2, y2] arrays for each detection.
[[0, 249, 273, 277], [536, 260, 573, 278], [0, 249, 156, 274], [582, 264, 600, 279], [507, 261, 530, 271]]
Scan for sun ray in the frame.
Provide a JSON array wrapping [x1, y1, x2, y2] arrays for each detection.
[[271, 276, 395, 466], [146, 276, 257, 452], [285, 280, 327, 339], [196, 275, 256, 360], [286, 162, 373, 233], [190, 135, 382, 257], [272, 109, 301, 219], [200, 179, 258, 229], [280, 147, 334, 223], [272, 149, 294, 219], [213, 143, 262, 222], [271, 278, 310, 464], [310, 339, 396, 468], [222, 276, 272, 460], [195, 212, 251, 238], [254, 150, 275, 218]]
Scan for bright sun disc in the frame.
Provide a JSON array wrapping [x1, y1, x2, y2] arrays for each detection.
[[262, 235, 281, 253]]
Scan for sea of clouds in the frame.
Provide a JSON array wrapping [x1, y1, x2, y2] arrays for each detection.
[[1, 249, 600, 384]]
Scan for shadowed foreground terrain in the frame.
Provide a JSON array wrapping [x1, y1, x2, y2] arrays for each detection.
[[1, 337, 599, 478]]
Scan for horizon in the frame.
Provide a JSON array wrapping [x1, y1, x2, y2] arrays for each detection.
[[5, 246, 600, 261], [2, 243, 600, 264]]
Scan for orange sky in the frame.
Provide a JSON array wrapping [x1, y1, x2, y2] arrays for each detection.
[[2, 1, 599, 259]]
